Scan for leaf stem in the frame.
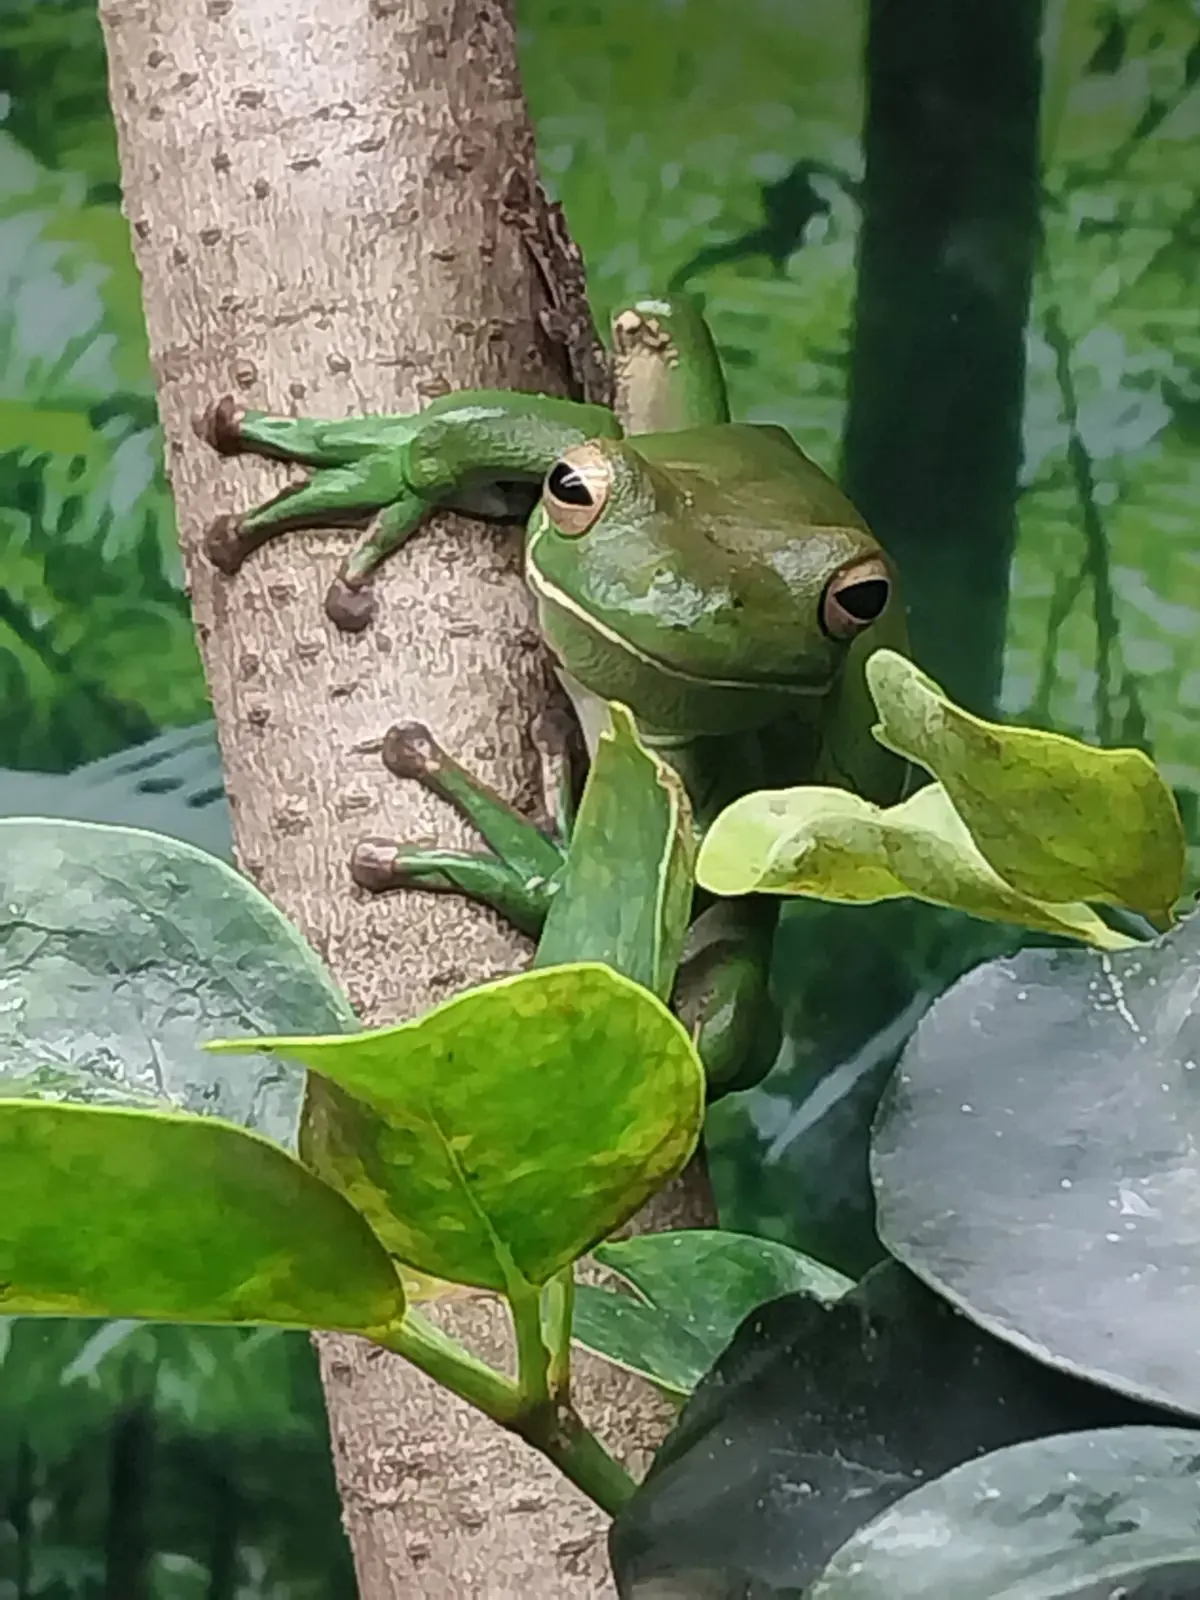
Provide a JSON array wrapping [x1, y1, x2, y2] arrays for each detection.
[[543, 1267, 574, 1400], [377, 1304, 638, 1516], [508, 1277, 551, 1409], [380, 1309, 522, 1424], [514, 1401, 638, 1519]]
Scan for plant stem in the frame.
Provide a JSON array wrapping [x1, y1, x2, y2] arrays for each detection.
[[543, 1267, 574, 1399], [376, 1305, 638, 1515], [380, 1309, 522, 1424], [508, 1277, 551, 1409], [515, 1402, 638, 1519]]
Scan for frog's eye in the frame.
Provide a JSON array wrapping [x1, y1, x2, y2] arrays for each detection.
[[821, 557, 892, 641], [543, 445, 612, 537]]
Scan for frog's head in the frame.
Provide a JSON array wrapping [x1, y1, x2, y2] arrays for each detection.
[[524, 422, 899, 739]]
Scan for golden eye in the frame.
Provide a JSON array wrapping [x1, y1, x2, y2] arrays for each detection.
[[821, 556, 892, 641], [542, 444, 612, 536]]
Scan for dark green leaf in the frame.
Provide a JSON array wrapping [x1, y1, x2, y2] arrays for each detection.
[[573, 1229, 851, 1397], [0, 818, 351, 1146], [609, 1265, 1176, 1598], [872, 906, 1200, 1417], [0, 1100, 404, 1334], [213, 963, 705, 1293], [808, 1426, 1200, 1599]]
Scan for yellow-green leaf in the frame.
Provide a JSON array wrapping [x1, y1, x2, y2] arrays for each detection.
[[0, 1100, 405, 1335], [865, 650, 1186, 927], [696, 782, 1129, 949], [211, 963, 704, 1294]]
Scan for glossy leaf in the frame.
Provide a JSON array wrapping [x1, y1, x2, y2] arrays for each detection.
[[808, 1427, 1200, 1599], [872, 907, 1200, 1418], [866, 649, 1187, 926], [212, 963, 705, 1293], [610, 1265, 1177, 1598], [696, 780, 1126, 948], [536, 702, 695, 1001], [0, 1100, 405, 1335], [0, 818, 352, 1147], [573, 1229, 852, 1396]]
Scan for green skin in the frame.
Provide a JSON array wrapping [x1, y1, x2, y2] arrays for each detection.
[[202, 296, 909, 1095]]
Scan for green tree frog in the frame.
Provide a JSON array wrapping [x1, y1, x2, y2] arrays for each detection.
[[201, 295, 908, 1093]]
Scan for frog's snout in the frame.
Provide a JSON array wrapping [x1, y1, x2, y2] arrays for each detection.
[[820, 556, 891, 642]]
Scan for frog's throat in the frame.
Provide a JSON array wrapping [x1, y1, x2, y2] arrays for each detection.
[[525, 563, 833, 701]]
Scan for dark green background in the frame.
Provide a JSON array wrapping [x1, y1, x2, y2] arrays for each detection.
[[1, 0, 1198, 1591]]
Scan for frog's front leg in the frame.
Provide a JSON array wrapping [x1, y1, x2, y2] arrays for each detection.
[[200, 391, 621, 631], [349, 720, 571, 939]]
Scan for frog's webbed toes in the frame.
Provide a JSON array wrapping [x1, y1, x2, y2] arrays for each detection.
[[204, 512, 252, 575], [198, 396, 249, 456], [324, 576, 376, 633]]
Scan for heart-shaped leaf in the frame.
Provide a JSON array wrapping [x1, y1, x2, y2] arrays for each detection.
[[573, 1229, 852, 1397], [0, 818, 353, 1146], [0, 1100, 405, 1335], [610, 1265, 1178, 1598], [865, 649, 1186, 927], [212, 963, 705, 1294], [872, 907, 1200, 1418], [807, 1426, 1200, 1599], [696, 781, 1125, 948], [536, 701, 695, 1001]]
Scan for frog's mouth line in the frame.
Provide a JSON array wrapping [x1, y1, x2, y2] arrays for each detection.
[[526, 564, 833, 698]]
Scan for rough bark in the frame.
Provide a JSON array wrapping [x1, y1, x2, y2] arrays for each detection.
[[841, 0, 1044, 715], [97, 0, 712, 1593]]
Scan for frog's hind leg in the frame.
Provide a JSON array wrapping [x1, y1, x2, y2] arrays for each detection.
[[675, 898, 782, 1098], [350, 722, 569, 938]]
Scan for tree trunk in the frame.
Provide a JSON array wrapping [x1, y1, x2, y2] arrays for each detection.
[[841, 0, 1044, 714], [97, 1, 709, 1592]]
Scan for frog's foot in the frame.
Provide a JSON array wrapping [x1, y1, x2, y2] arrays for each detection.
[[380, 723, 567, 880], [199, 396, 430, 629], [675, 900, 782, 1099], [350, 838, 551, 938], [350, 722, 566, 937]]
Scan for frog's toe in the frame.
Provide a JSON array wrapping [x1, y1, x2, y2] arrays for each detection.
[[204, 513, 250, 575], [324, 575, 376, 633], [350, 837, 406, 893], [380, 722, 444, 782], [198, 395, 247, 455]]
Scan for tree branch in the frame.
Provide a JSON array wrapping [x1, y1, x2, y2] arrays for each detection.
[[96, 0, 688, 1591]]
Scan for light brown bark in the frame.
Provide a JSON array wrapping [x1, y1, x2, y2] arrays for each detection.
[[97, 0, 713, 1594]]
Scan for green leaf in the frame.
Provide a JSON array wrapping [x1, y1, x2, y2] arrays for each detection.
[[573, 1229, 852, 1397], [0, 818, 353, 1147], [536, 702, 695, 1001], [610, 1265, 1174, 1599], [872, 906, 1200, 1418], [865, 649, 1187, 927], [0, 1100, 404, 1335], [807, 1427, 1200, 1599], [211, 963, 705, 1294], [696, 780, 1127, 948]]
